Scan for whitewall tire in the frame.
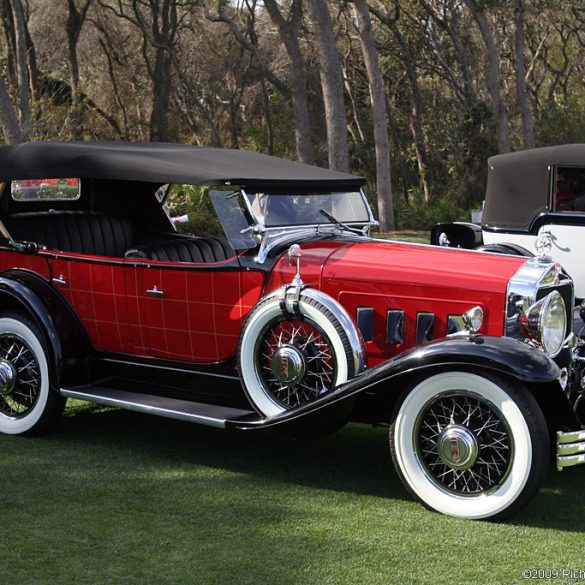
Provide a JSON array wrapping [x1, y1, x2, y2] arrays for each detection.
[[238, 290, 362, 417], [0, 315, 65, 436], [390, 371, 549, 520]]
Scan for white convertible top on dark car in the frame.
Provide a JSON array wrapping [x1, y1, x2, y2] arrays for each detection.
[[0, 141, 365, 191]]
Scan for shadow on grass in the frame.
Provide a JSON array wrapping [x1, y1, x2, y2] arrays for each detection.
[[22, 403, 585, 532], [49, 403, 407, 502]]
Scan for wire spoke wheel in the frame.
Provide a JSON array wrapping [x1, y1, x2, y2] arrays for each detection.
[[239, 290, 363, 417], [390, 372, 549, 520], [0, 314, 65, 436], [257, 317, 336, 409], [416, 392, 513, 495], [0, 333, 41, 418]]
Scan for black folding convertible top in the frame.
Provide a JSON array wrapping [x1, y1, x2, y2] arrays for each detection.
[[483, 144, 585, 231], [0, 141, 364, 191]]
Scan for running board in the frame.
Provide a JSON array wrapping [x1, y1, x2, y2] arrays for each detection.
[[60, 386, 258, 429]]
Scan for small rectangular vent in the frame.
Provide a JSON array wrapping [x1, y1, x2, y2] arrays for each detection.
[[416, 313, 435, 344], [357, 307, 374, 341], [386, 310, 404, 344]]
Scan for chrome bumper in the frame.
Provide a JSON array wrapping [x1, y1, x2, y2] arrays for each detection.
[[557, 430, 585, 470]]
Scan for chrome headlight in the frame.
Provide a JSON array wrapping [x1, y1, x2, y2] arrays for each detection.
[[520, 290, 566, 356], [506, 258, 574, 358]]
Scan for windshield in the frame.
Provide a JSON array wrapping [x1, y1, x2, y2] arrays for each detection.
[[245, 191, 370, 227]]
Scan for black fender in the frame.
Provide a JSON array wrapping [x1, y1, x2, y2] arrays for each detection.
[[475, 242, 533, 257], [230, 335, 564, 430], [0, 271, 91, 388], [430, 222, 483, 248]]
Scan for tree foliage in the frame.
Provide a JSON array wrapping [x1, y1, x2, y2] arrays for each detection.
[[0, 0, 583, 228]]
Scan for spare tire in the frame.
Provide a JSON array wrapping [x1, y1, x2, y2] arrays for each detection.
[[238, 288, 365, 417]]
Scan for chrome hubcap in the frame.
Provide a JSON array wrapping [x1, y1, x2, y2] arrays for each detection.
[[415, 391, 513, 495], [271, 345, 306, 385], [257, 318, 336, 408], [0, 358, 17, 396], [437, 425, 479, 470]]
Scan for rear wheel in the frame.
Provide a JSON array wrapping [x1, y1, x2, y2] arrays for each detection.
[[390, 371, 549, 520], [0, 314, 65, 436]]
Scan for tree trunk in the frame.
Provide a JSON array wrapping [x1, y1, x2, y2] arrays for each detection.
[[514, 0, 535, 149], [419, 0, 477, 110], [66, 0, 92, 140], [370, 5, 431, 201], [263, 0, 313, 164], [464, 0, 509, 153], [307, 0, 350, 172], [150, 45, 173, 141], [352, 0, 394, 230], [0, 75, 22, 143], [8, 0, 29, 140]]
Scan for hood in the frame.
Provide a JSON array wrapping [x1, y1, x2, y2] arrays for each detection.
[[265, 239, 528, 357], [321, 240, 525, 295]]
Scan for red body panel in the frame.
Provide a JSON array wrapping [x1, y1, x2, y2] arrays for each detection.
[[47, 253, 130, 354], [266, 240, 526, 366], [0, 238, 526, 368], [128, 260, 264, 362], [0, 249, 51, 280]]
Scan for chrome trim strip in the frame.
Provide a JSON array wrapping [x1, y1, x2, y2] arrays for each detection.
[[558, 442, 585, 456], [60, 388, 227, 428], [557, 430, 585, 470], [557, 429, 585, 444], [557, 454, 585, 469]]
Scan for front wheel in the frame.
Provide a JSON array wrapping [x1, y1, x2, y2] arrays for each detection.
[[390, 371, 549, 520], [0, 314, 65, 436]]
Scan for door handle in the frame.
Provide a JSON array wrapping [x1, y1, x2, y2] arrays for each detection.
[[52, 274, 66, 286], [146, 285, 164, 298]]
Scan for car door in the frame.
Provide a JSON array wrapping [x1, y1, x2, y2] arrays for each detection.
[[126, 259, 264, 362], [50, 253, 132, 354]]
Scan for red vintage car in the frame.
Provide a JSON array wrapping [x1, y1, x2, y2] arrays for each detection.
[[0, 141, 583, 521]]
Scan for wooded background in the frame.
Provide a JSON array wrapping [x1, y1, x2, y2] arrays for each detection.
[[0, 0, 583, 229]]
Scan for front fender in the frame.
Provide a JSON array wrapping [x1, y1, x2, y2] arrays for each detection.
[[230, 335, 561, 430]]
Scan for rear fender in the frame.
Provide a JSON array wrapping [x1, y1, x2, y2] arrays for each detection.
[[230, 336, 565, 430], [0, 271, 91, 388]]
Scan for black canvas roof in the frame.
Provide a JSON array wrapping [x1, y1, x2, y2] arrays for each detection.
[[483, 144, 585, 231], [0, 141, 365, 191]]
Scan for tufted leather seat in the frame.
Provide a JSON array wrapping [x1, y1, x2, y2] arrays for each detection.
[[125, 237, 235, 263], [3, 211, 134, 257]]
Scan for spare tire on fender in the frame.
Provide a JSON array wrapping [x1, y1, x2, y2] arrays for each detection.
[[238, 287, 365, 417]]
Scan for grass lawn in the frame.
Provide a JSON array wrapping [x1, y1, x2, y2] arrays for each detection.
[[1, 401, 584, 585], [375, 231, 429, 244]]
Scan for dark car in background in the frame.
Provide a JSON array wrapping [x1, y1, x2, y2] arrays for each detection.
[[431, 144, 585, 299]]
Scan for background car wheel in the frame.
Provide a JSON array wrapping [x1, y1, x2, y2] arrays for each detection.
[[390, 371, 549, 520], [0, 313, 65, 436], [239, 291, 358, 417]]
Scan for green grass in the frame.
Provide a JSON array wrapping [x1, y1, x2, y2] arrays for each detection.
[[375, 231, 429, 244], [1, 401, 584, 585]]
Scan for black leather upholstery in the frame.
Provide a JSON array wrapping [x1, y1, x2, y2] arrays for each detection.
[[125, 237, 235, 263], [4, 211, 134, 257]]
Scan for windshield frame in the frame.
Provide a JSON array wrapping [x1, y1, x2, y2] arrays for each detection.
[[209, 187, 378, 263]]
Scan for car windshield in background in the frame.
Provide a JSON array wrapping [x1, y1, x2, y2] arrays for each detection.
[[245, 191, 370, 227]]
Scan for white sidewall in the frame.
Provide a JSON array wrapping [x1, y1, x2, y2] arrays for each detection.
[[0, 318, 49, 435], [393, 372, 532, 520], [240, 295, 349, 417]]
